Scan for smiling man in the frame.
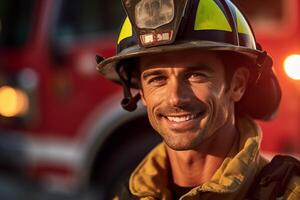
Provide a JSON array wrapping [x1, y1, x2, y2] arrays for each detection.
[[96, 0, 300, 199], [139, 50, 240, 151]]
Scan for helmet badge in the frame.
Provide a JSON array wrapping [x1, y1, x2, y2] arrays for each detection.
[[121, 0, 188, 47]]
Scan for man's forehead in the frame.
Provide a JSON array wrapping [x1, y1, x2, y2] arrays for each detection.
[[138, 50, 223, 71]]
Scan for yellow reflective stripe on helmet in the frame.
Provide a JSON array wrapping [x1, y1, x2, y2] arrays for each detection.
[[118, 17, 133, 44], [194, 0, 232, 32], [235, 7, 251, 35]]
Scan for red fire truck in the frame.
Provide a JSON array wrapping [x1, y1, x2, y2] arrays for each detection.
[[0, 0, 149, 195], [0, 0, 299, 198], [243, 0, 300, 156]]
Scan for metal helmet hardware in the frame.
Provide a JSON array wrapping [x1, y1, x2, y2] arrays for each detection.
[[97, 0, 281, 120]]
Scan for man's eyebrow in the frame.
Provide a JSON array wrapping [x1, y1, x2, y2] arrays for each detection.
[[142, 70, 165, 80], [183, 65, 215, 73]]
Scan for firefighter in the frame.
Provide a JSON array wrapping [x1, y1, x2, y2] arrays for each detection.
[[96, 0, 300, 199]]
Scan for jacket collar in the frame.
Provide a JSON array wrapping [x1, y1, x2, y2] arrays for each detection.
[[129, 117, 263, 199]]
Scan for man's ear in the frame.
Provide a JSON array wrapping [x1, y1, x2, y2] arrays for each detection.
[[230, 67, 249, 102]]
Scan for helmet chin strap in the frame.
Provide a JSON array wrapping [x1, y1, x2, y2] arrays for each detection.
[[96, 55, 141, 111], [121, 93, 141, 112], [117, 64, 141, 112]]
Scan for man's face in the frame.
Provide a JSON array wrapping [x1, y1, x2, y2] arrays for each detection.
[[139, 50, 240, 150]]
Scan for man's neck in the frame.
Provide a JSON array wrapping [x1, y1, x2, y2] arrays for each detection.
[[165, 122, 238, 187]]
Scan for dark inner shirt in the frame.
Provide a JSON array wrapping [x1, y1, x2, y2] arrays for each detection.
[[171, 183, 194, 200]]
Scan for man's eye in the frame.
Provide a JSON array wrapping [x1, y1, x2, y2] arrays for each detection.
[[148, 76, 166, 85], [187, 73, 207, 82]]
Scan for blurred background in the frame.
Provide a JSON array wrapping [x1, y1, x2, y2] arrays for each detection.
[[0, 0, 299, 199]]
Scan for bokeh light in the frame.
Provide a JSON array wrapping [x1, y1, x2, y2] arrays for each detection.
[[0, 86, 29, 117], [284, 54, 300, 80]]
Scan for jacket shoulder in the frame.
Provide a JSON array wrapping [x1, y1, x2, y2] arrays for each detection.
[[247, 155, 300, 199], [283, 175, 300, 200]]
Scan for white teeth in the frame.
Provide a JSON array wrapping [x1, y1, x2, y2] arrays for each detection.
[[166, 114, 197, 122]]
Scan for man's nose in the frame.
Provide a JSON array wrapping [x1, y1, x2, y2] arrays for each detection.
[[166, 78, 191, 106]]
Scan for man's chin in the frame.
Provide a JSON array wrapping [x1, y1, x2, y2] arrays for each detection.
[[163, 140, 199, 151]]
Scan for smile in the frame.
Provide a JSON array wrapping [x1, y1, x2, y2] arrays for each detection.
[[166, 114, 199, 122], [161, 111, 205, 132]]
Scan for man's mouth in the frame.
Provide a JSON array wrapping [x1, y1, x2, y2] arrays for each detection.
[[159, 111, 205, 132], [165, 113, 199, 122]]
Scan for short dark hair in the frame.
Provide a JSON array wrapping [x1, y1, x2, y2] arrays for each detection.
[[217, 51, 256, 91]]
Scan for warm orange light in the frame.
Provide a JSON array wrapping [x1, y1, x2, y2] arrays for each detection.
[[284, 54, 300, 80], [0, 86, 29, 117]]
